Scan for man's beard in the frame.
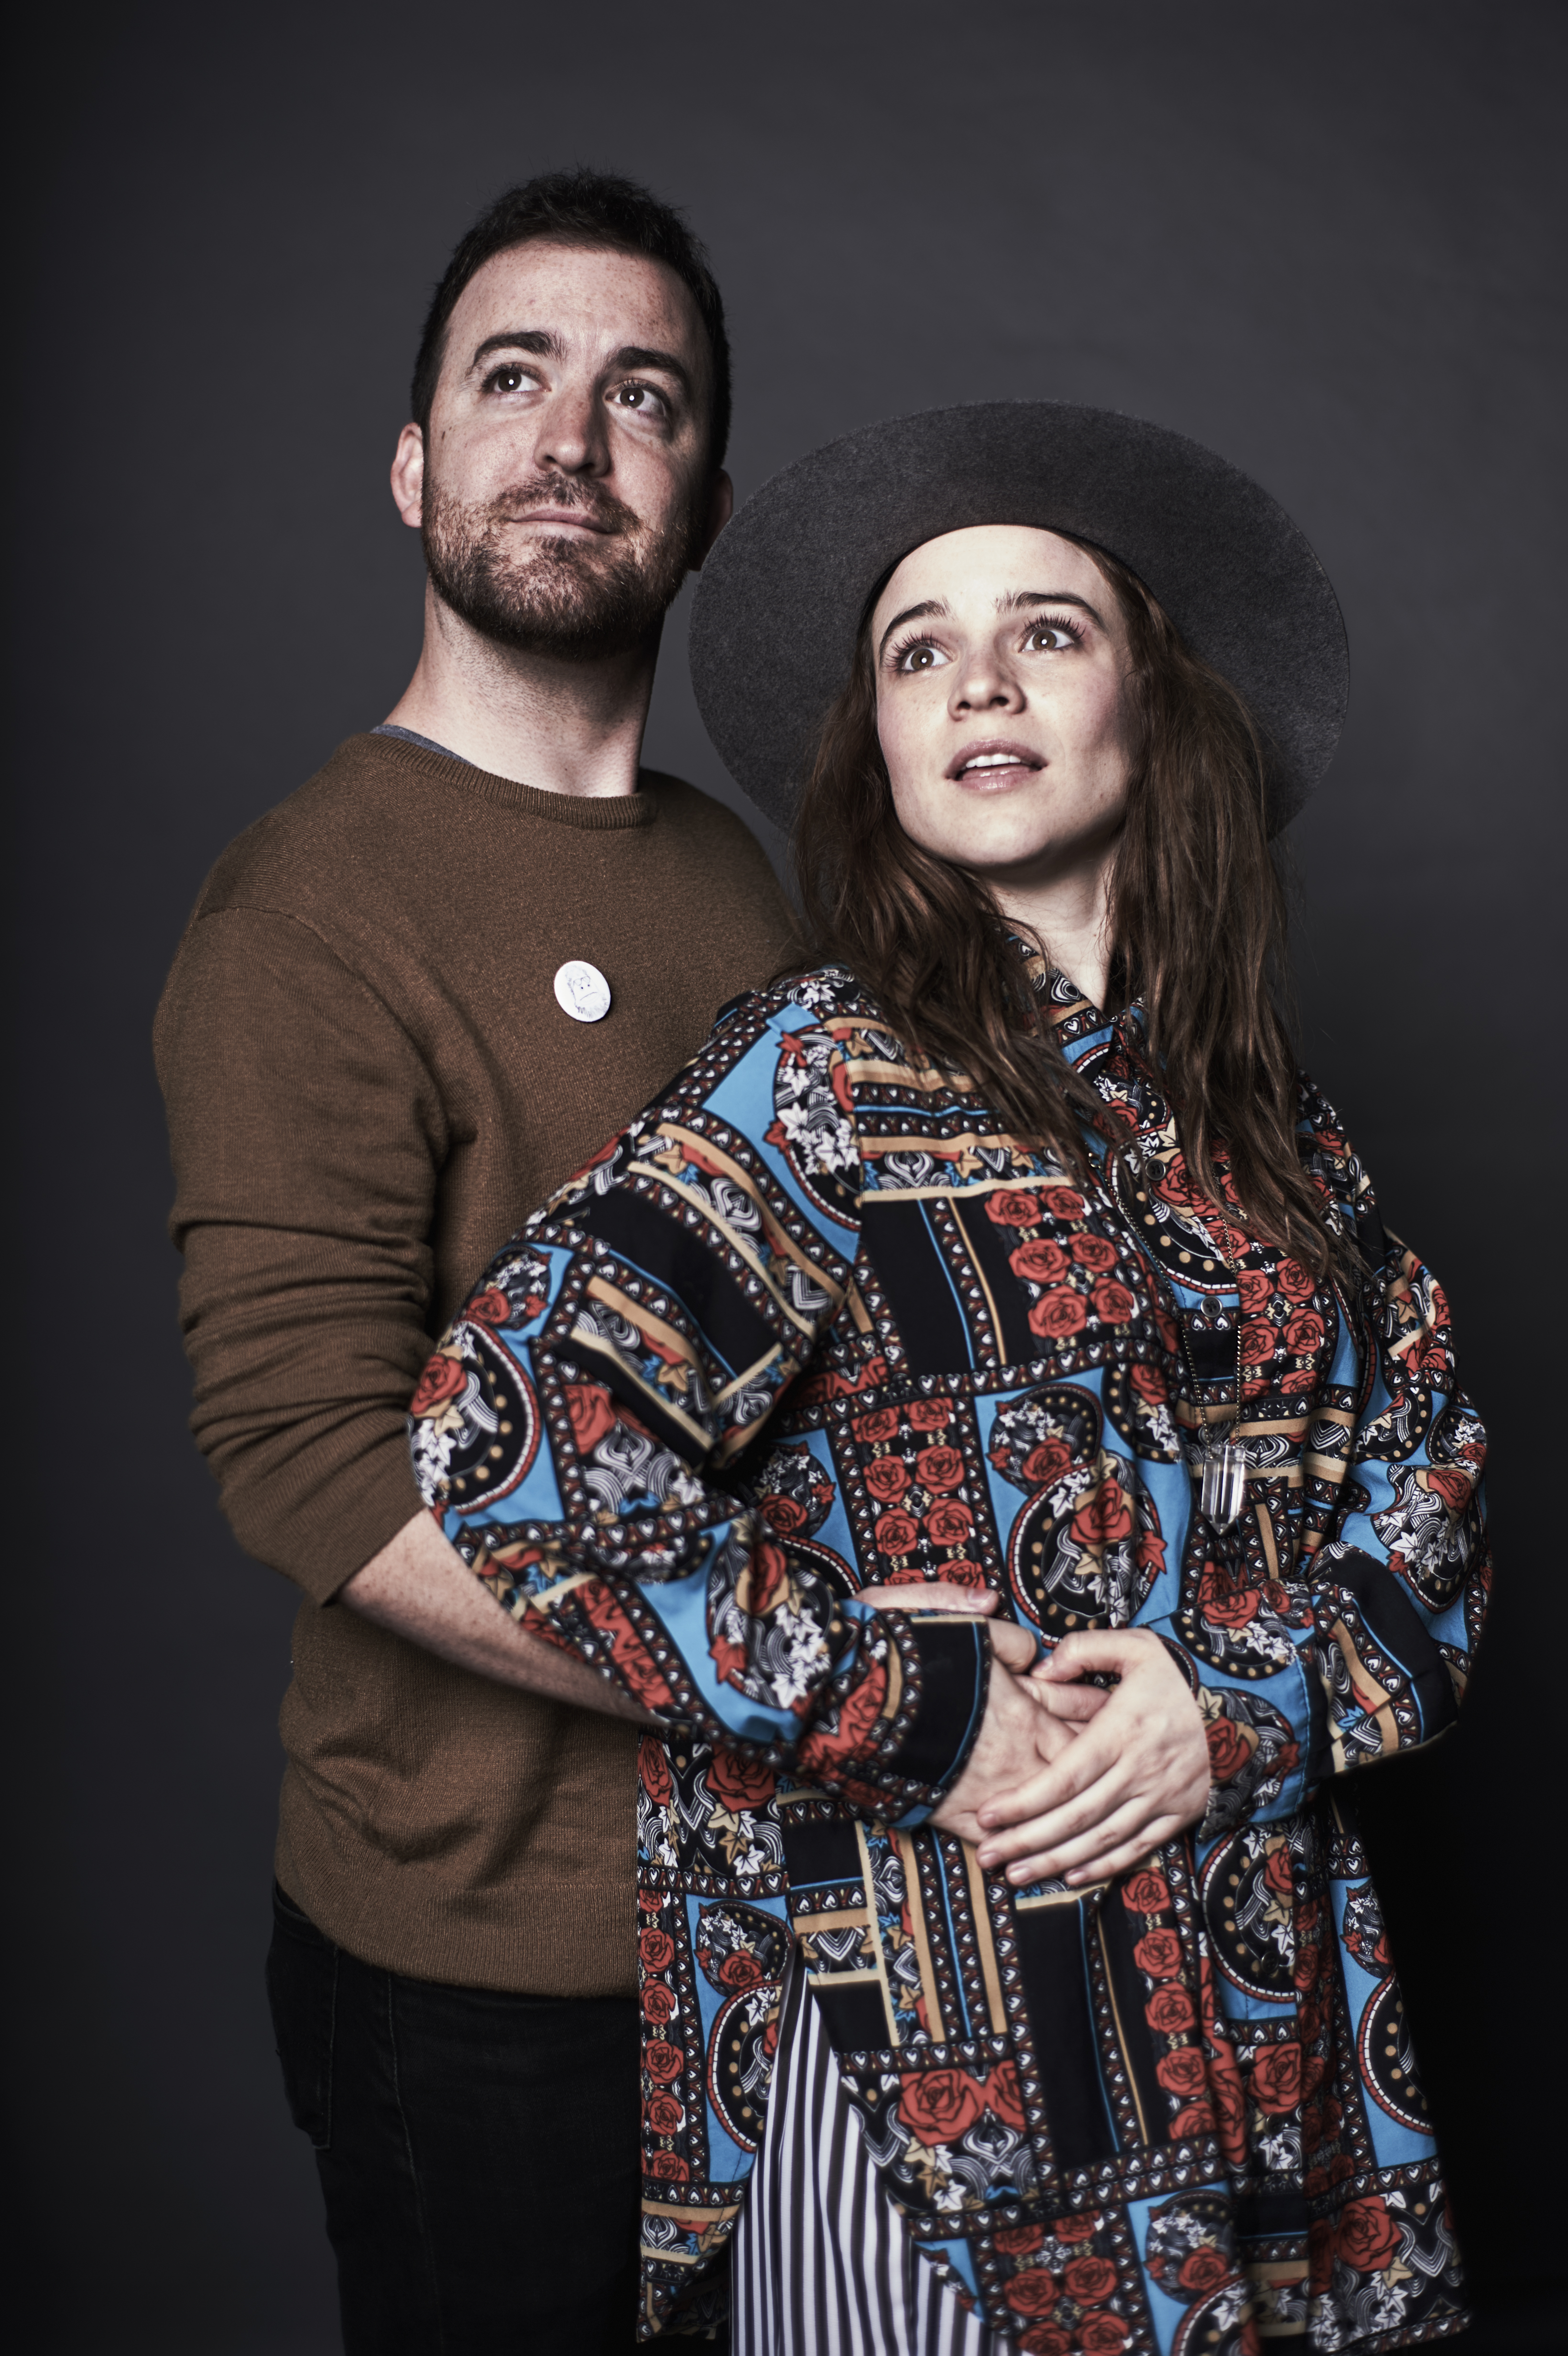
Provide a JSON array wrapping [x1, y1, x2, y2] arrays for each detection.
[[422, 471, 699, 662]]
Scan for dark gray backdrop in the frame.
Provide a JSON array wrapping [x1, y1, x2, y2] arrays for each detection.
[[11, 4, 1564, 2348]]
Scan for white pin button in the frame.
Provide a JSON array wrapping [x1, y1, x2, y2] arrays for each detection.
[[553, 959, 612, 1024]]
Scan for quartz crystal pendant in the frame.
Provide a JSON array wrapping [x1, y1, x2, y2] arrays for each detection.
[[1199, 1443, 1249, 1528]]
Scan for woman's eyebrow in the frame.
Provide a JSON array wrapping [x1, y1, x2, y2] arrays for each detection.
[[1002, 588, 1108, 628], [877, 599, 947, 658]]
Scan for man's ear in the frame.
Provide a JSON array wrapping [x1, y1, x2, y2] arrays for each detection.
[[689, 469, 734, 570], [391, 424, 425, 529]]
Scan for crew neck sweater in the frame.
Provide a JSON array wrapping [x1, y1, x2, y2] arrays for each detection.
[[154, 731, 797, 1993]]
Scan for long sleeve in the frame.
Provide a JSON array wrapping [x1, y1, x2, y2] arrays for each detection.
[[411, 991, 991, 1825], [1144, 1087, 1490, 1838], [156, 906, 444, 1600]]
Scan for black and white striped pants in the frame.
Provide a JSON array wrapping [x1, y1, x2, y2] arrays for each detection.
[[731, 1963, 1002, 2356]]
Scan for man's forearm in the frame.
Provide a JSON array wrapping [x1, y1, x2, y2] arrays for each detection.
[[341, 1511, 657, 1723]]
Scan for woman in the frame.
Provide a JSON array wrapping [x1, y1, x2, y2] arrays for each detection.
[[409, 405, 1486, 2353]]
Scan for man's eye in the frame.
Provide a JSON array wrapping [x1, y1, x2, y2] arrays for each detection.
[[483, 364, 535, 395], [611, 382, 669, 418]]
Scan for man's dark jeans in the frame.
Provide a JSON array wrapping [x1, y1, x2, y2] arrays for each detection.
[[266, 1879, 655, 2353]]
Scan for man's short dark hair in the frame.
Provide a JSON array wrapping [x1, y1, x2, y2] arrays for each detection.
[[411, 167, 731, 466]]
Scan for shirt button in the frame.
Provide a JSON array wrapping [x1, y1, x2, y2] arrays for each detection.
[[553, 960, 612, 1023]]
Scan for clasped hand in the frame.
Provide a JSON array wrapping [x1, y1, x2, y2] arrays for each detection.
[[861, 1587, 1210, 1887]]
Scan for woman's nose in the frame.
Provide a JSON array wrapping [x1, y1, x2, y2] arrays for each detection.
[[949, 654, 1023, 715]]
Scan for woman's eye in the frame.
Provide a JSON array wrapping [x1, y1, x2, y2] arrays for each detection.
[[895, 642, 947, 673], [1025, 622, 1078, 652]]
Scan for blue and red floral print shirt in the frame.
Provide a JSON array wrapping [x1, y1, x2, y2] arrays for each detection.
[[410, 963, 1485, 2351]]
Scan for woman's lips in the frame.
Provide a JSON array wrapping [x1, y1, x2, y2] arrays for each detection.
[[946, 740, 1044, 784]]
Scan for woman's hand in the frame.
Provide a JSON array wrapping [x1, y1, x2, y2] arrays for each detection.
[[974, 1628, 1209, 1886], [930, 1619, 1082, 1847]]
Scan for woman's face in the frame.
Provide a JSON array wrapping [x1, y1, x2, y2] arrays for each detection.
[[870, 525, 1133, 889]]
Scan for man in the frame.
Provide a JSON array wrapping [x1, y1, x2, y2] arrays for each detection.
[[156, 170, 798, 2353]]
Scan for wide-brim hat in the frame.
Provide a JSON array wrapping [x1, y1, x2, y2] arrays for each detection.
[[689, 401, 1347, 834]]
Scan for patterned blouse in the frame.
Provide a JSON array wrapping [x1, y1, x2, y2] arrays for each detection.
[[410, 960, 1487, 2353]]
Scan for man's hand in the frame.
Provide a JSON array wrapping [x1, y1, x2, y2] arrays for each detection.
[[343, 1511, 657, 1723], [974, 1628, 1209, 1885]]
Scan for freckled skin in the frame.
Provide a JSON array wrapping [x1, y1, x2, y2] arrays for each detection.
[[871, 525, 1133, 1008]]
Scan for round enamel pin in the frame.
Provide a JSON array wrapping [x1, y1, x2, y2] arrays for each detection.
[[553, 959, 612, 1023]]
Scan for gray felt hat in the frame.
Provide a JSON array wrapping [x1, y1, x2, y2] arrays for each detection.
[[689, 401, 1347, 835]]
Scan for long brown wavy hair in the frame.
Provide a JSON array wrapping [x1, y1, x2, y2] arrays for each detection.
[[791, 537, 1342, 1277]]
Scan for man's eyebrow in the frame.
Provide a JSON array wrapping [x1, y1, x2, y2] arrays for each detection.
[[1002, 588, 1108, 628], [608, 345, 694, 397], [470, 328, 563, 368], [878, 599, 947, 658]]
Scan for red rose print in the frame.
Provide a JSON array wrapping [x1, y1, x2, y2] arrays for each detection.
[[1284, 1307, 1325, 1354], [908, 1398, 953, 1429], [719, 1951, 765, 1992], [1145, 1985, 1196, 2035], [988, 1190, 1043, 1227], [1307, 2217, 1336, 2292], [875, 1510, 921, 1555], [1020, 1439, 1073, 1486], [984, 2061, 1026, 2129], [639, 1928, 675, 1971], [642, 1983, 677, 2026], [1122, 1867, 1171, 1915], [1168, 2103, 1214, 2139], [645, 2091, 684, 2133], [1210, 2068, 1248, 2166], [565, 1381, 618, 1453], [1047, 1189, 1086, 1221], [1263, 1844, 1294, 1897], [648, 2151, 688, 2181], [638, 1736, 672, 1804], [1249, 2042, 1301, 2114], [1176, 2246, 1230, 2296], [798, 1652, 889, 1771], [1019, 2328, 1072, 2356], [708, 1750, 777, 1813], [740, 1539, 790, 1618], [464, 1286, 513, 1328], [1029, 1289, 1088, 1340], [915, 1444, 966, 1492], [864, 1455, 912, 1503], [899, 2068, 983, 2145], [1055, 2213, 1100, 2242], [1155, 2047, 1208, 2099], [1011, 1238, 1070, 1285], [1426, 1466, 1473, 1512], [1070, 1478, 1133, 1548], [1198, 1567, 1261, 1628], [1240, 1319, 1278, 1367], [1090, 1279, 1136, 1325], [409, 1353, 466, 1417], [1238, 1269, 1274, 1316], [1277, 1258, 1316, 1301], [761, 1493, 807, 1535], [1062, 2253, 1118, 2302], [1130, 1363, 1167, 1403], [993, 2225, 1045, 2256], [1079, 2316, 1129, 2352], [644, 2040, 684, 2083], [854, 1407, 903, 1445], [932, 1558, 988, 1589], [1205, 1717, 1252, 1783], [925, 1498, 974, 1547], [1335, 2196, 1401, 2274], [1070, 1234, 1119, 1272], [1004, 2269, 1059, 2317], [1133, 1930, 1183, 1978]]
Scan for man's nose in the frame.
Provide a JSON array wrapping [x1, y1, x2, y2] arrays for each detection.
[[532, 381, 610, 477]]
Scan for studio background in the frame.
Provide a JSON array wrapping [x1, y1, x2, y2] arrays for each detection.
[[10, 4, 1563, 2348]]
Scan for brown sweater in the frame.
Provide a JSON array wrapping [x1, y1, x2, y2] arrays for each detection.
[[155, 731, 797, 1994]]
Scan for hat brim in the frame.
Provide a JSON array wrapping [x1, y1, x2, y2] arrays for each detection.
[[689, 401, 1347, 835]]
